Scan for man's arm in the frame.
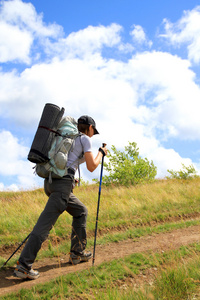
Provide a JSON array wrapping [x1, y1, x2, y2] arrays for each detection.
[[84, 146, 107, 172]]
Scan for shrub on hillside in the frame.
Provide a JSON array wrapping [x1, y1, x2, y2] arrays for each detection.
[[97, 141, 157, 186], [166, 163, 198, 179]]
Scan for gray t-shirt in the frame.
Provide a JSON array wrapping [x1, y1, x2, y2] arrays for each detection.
[[67, 134, 92, 171]]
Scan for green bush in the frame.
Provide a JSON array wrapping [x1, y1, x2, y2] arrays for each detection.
[[167, 163, 198, 179], [100, 142, 157, 186]]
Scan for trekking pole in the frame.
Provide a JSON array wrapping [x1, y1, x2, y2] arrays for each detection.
[[92, 143, 106, 266], [0, 234, 30, 269]]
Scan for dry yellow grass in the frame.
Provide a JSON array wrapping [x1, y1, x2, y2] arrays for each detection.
[[0, 178, 200, 245]]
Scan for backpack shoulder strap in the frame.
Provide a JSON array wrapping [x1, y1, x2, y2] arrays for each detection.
[[78, 132, 84, 159]]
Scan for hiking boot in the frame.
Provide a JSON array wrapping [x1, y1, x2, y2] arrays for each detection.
[[69, 251, 92, 265], [13, 261, 39, 280]]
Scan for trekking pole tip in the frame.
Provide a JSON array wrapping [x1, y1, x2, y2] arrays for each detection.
[[0, 262, 6, 270]]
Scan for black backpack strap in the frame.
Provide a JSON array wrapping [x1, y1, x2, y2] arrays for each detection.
[[77, 133, 84, 186], [78, 132, 84, 158]]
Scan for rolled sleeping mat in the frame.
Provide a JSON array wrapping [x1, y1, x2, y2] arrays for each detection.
[[28, 103, 65, 163]]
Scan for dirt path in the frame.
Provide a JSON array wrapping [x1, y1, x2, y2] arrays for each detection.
[[0, 225, 200, 297]]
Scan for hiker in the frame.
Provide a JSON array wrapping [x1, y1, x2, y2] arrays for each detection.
[[13, 115, 107, 280]]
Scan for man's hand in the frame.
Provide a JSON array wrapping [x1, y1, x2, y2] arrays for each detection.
[[99, 144, 108, 156]]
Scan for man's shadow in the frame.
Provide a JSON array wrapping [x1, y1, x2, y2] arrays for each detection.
[[0, 261, 72, 289]]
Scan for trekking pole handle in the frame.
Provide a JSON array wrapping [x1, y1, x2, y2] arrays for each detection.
[[99, 143, 107, 157]]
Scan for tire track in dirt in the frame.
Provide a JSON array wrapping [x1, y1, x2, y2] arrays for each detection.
[[0, 225, 200, 297]]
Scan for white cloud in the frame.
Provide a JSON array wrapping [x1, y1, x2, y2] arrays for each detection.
[[66, 23, 122, 50], [0, 2, 200, 190], [0, 21, 32, 63], [0, 0, 125, 63], [125, 51, 200, 140], [160, 6, 200, 64], [0, 0, 63, 63], [146, 145, 194, 178], [0, 182, 19, 192], [0, 131, 43, 190], [1, 48, 200, 181], [130, 24, 152, 47], [3, 48, 199, 142], [46, 23, 125, 59], [131, 25, 146, 42], [1, 0, 62, 37]]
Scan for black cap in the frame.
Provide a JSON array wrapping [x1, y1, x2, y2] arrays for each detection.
[[78, 115, 99, 135]]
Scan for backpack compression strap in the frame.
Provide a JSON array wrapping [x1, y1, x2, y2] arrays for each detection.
[[39, 126, 62, 136]]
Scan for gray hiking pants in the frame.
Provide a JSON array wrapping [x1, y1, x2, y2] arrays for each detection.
[[19, 176, 88, 270]]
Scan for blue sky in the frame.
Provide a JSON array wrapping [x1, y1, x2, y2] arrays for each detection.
[[0, 0, 200, 191]]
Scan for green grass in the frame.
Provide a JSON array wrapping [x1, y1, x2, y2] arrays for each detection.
[[1, 216, 199, 268], [1, 178, 200, 246], [0, 178, 200, 299], [1, 243, 200, 299], [0, 178, 200, 264]]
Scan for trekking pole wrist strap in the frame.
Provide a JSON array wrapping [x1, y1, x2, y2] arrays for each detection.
[[99, 148, 105, 156]]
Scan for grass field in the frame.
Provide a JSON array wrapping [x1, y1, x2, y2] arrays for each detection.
[[0, 178, 200, 299]]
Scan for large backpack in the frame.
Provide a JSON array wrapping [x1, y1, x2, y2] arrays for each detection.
[[28, 103, 82, 181]]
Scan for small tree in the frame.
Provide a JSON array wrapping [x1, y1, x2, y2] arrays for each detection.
[[167, 163, 198, 179], [101, 142, 157, 186]]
